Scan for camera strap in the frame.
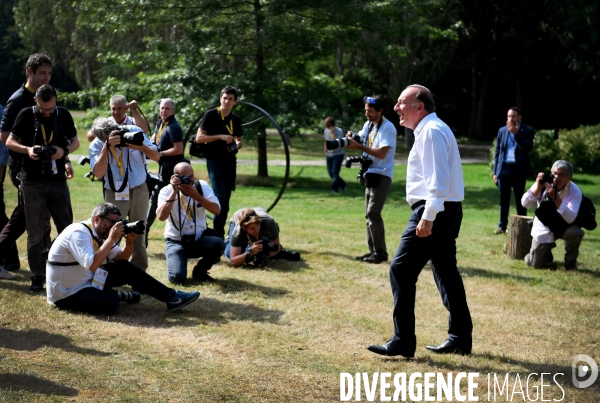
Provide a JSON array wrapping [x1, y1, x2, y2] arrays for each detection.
[[106, 147, 131, 193], [367, 117, 384, 148], [32, 106, 59, 147], [169, 191, 196, 235]]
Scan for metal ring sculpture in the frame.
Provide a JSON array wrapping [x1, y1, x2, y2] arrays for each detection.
[[185, 101, 290, 212]]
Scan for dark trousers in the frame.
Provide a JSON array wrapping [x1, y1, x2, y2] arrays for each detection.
[[326, 154, 346, 192], [207, 158, 236, 238], [54, 260, 176, 315], [0, 175, 52, 268], [389, 201, 472, 354], [497, 164, 526, 230]]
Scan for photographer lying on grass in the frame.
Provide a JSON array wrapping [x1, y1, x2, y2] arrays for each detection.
[[225, 207, 300, 267]]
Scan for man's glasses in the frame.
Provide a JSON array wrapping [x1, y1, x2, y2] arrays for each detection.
[[36, 105, 56, 114], [365, 97, 377, 105], [99, 216, 119, 226]]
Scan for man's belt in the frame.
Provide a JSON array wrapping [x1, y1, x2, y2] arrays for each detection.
[[411, 200, 426, 210]]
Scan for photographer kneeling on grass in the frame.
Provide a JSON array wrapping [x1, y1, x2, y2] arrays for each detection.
[[225, 208, 300, 268], [46, 202, 200, 314], [521, 160, 587, 270], [156, 162, 225, 284]]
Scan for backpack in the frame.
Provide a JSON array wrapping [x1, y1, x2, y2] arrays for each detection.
[[574, 195, 597, 231]]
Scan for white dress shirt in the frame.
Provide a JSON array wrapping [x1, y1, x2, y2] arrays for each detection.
[[158, 180, 220, 241], [46, 222, 122, 303], [521, 181, 582, 243], [406, 113, 464, 221]]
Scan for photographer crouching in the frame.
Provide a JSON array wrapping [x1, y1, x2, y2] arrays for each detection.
[[46, 202, 200, 314], [89, 117, 159, 271], [521, 160, 585, 270], [225, 208, 300, 268], [345, 95, 397, 264]]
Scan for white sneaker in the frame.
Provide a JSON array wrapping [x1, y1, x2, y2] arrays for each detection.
[[0, 266, 16, 280]]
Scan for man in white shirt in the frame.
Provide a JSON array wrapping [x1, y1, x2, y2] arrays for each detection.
[[89, 117, 160, 271], [367, 85, 472, 359], [157, 162, 225, 284], [521, 160, 584, 270], [46, 202, 200, 314]]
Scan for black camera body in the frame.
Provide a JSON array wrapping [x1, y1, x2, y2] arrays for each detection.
[[121, 219, 145, 235], [541, 173, 554, 184], [245, 237, 278, 267], [345, 156, 373, 185], [177, 175, 192, 185], [114, 126, 145, 147], [33, 145, 57, 176], [227, 141, 238, 155], [326, 133, 361, 151]]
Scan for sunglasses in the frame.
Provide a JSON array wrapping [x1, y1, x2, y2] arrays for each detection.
[[365, 97, 377, 105]]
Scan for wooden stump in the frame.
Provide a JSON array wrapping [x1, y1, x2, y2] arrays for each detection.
[[506, 215, 533, 260]]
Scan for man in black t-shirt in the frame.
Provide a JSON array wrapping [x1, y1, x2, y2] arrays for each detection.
[[0, 53, 63, 274], [6, 85, 80, 292], [146, 98, 185, 242], [195, 86, 243, 238]]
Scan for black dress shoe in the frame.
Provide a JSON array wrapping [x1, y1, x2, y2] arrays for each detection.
[[363, 253, 386, 264], [355, 253, 372, 260], [367, 339, 414, 359], [426, 339, 471, 356]]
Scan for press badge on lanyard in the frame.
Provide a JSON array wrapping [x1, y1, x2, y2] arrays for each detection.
[[51, 160, 58, 175], [114, 181, 130, 201], [91, 267, 108, 290]]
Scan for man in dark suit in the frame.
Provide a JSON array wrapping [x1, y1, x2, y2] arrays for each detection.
[[492, 107, 535, 234]]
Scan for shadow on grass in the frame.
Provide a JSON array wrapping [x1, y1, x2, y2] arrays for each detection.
[[458, 266, 541, 285], [212, 277, 290, 298], [99, 297, 285, 327], [0, 373, 78, 396], [0, 328, 111, 356]]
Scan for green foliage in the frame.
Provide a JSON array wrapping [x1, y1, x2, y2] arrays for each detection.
[[529, 129, 560, 174], [557, 124, 600, 174], [489, 125, 600, 175]]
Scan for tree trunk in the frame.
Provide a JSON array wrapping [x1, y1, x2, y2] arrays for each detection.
[[254, 0, 268, 178], [257, 125, 268, 178], [506, 215, 533, 260]]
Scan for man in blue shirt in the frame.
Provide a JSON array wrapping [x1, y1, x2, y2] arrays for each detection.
[[492, 107, 535, 234], [346, 95, 397, 264]]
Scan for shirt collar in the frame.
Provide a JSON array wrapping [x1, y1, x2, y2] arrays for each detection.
[[413, 112, 437, 137]]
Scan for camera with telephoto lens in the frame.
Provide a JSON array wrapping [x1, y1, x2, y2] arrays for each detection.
[[114, 125, 145, 147], [33, 145, 57, 176], [245, 237, 278, 267], [228, 141, 238, 155], [177, 175, 192, 185], [345, 155, 373, 185], [325, 133, 362, 151], [120, 219, 145, 235], [540, 172, 555, 185]]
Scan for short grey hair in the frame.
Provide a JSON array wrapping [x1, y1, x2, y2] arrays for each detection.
[[407, 84, 436, 113], [552, 160, 573, 177], [161, 98, 176, 110], [91, 202, 121, 220], [90, 117, 120, 141], [110, 95, 128, 107]]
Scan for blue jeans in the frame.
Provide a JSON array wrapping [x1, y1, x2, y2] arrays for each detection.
[[326, 154, 346, 192], [165, 235, 225, 284], [21, 180, 73, 277], [207, 158, 236, 238]]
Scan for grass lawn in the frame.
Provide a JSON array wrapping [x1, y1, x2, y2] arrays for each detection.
[[1, 124, 599, 402]]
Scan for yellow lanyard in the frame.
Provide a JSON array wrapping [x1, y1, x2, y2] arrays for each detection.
[[369, 119, 383, 148], [25, 83, 35, 94], [40, 124, 53, 145], [557, 182, 571, 203], [84, 220, 101, 251], [217, 107, 234, 135], [108, 147, 125, 176], [156, 119, 171, 145], [178, 193, 194, 222]]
